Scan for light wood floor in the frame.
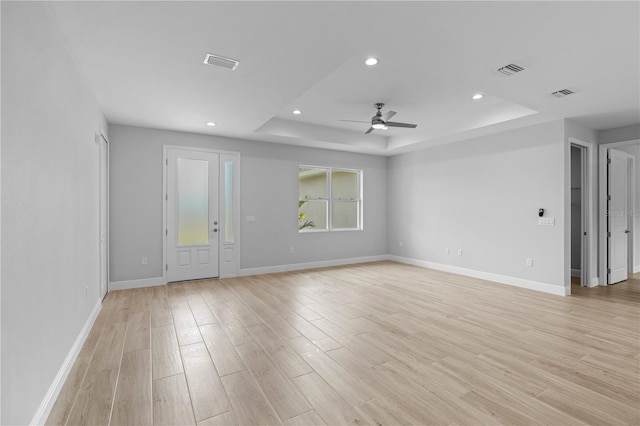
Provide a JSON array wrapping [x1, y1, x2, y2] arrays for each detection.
[[47, 261, 640, 425]]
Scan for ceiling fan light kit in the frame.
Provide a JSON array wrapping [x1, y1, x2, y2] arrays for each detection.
[[341, 102, 418, 134]]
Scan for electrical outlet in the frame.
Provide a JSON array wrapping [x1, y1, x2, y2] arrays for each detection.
[[399, 241, 404, 248], [290, 246, 295, 254], [457, 249, 463, 256], [445, 248, 450, 255], [526, 258, 533, 267], [85, 286, 88, 299], [141, 257, 148, 265]]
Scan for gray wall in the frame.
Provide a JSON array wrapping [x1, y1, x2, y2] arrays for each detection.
[[598, 124, 640, 144], [108, 125, 388, 282], [387, 120, 567, 289], [1, 2, 107, 424]]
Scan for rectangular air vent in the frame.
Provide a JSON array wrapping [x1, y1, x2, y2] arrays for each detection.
[[203, 53, 239, 70], [497, 63, 525, 76], [551, 89, 575, 98]]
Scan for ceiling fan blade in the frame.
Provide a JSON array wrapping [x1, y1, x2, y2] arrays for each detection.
[[340, 119, 370, 123], [365, 127, 375, 134], [381, 110, 397, 121], [385, 121, 418, 128]]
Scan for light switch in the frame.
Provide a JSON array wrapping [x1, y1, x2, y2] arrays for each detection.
[[246, 216, 256, 223], [538, 217, 555, 226]]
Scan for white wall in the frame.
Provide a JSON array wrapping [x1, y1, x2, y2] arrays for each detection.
[[388, 120, 567, 293], [108, 125, 388, 282], [1, 3, 107, 424], [615, 144, 640, 271]]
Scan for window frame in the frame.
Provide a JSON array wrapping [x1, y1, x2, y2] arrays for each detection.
[[298, 165, 363, 233]]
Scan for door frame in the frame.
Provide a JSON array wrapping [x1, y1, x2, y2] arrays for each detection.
[[97, 129, 109, 298], [599, 139, 639, 285], [568, 138, 597, 288], [162, 145, 241, 282]]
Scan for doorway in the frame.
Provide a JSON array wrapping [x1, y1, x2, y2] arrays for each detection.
[[166, 148, 220, 282], [599, 140, 639, 285], [163, 146, 241, 282], [570, 145, 584, 285], [569, 138, 596, 289]]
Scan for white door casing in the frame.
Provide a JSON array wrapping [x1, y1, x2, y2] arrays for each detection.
[[98, 132, 108, 298], [166, 149, 219, 282], [607, 149, 630, 284]]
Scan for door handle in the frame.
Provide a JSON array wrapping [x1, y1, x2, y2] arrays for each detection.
[[211, 228, 218, 232], [625, 230, 630, 234]]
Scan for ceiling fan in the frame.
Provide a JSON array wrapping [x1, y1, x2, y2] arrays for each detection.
[[340, 103, 418, 134]]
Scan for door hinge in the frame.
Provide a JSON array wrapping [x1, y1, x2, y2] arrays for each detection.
[[608, 195, 612, 201], [607, 268, 611, 274], [166, 194, 168, 201], [165, 229, 168, 236], [607, 232, 611, 237], [584, 232, 587, 236], [608, 158, 612, 164], [166, 264, 168, 271], [166, 158, 168, 166]]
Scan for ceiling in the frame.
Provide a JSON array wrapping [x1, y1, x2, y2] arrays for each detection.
[[49, 1, 640, 156]]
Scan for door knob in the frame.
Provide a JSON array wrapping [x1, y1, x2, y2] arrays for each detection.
[[212, 228, 218, 232], [625, 230, 630, 234]]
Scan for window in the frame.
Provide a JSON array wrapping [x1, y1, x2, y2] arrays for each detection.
[[298, 166, 362, 232]]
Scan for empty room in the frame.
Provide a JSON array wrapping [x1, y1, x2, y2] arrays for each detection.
[[2, 1, 639, 425]]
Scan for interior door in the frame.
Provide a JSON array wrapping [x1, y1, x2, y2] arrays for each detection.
[[608, 149, 630, 284], [99, 134, 108, 298], [167, 149, 219, 282]]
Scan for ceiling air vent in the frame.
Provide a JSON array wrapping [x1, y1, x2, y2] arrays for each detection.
[[497, 63, 525, 76], [203, 53, 239, 71], [551, 89, 575, 98]]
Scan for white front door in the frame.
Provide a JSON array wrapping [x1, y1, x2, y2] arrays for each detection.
[[167, 149, 219, 282], [608, 149, 630, 284]]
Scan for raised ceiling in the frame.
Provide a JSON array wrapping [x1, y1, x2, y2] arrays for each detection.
[[49, 1, 639, 155]]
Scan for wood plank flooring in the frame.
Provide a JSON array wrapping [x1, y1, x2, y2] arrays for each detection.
[[47, 261, 640, 425]]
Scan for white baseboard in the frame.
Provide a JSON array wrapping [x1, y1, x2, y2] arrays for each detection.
[[30, 299, 102, 425], [571, 268, 580, 278], [239, 255, 390, 277], [587, 277, 600, 288], [389, 255, 569, 296], [109, 276, 166, 291]]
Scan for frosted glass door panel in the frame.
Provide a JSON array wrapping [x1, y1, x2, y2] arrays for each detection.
[[178, 158, 209, 245], [224, 162, 234, 243]]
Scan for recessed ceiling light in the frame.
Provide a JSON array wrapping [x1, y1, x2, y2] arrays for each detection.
[[205, 121, 217, 126], [293, 109, 302, 115], [472, 94, 484, 100], [365, 57, 378, 66]]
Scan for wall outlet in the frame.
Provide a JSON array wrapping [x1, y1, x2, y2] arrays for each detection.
[[445, 247, 450, 255], [526, 258, 533, 267], [290, 246, 295, 254], [85, 286, 88, 299], [457, 249, 463, 256], [141, 257, 148, 265], [246, 216, 256, 223], [399, 241, 404, 248]]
